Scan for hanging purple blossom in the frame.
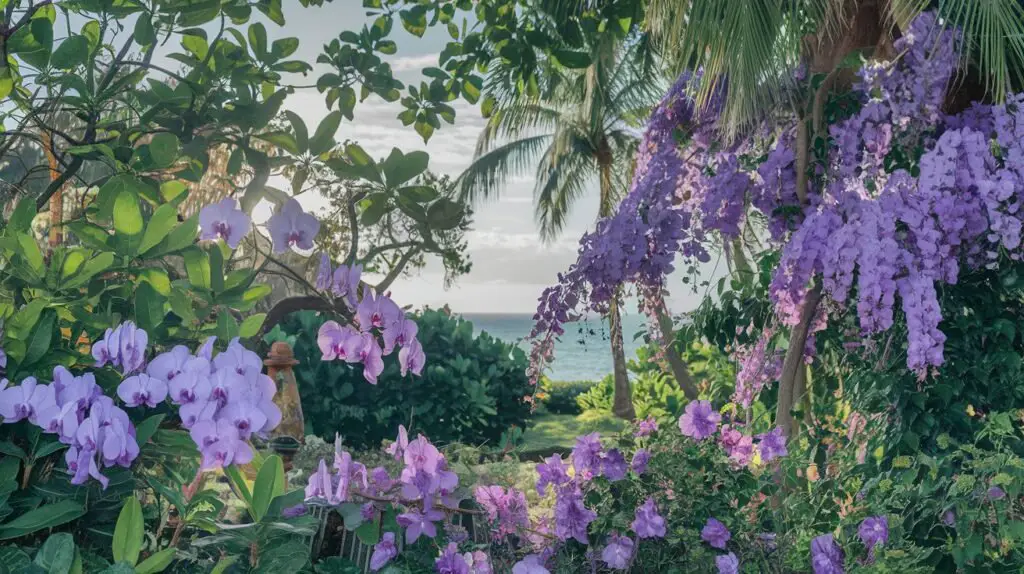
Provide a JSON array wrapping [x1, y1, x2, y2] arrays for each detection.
[[315, 253, 332, 291], [332, 263, 362, 307], [370, 532, 398, 571]]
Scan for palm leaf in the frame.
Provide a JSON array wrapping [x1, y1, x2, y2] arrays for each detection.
[[534, 132, 594, 241], [457, 134, 553, 205]]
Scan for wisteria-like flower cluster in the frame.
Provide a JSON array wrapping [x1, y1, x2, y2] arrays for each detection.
[[529, 10, 1024, 396]]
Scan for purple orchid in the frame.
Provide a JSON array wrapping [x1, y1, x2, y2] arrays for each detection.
[[218, 398, 268, 440], [117, 322, 148, 374], [383, 317, 418, 354], [678, 400, 721, 440], [332, 263, 362, 307], [117, 374, 168, 408], [100, 416, 139, 467], [358, 333, 384, 384], [147, 345, 208, 383], [0, 377, 57, 425], [398, 338, 425, 377], [397, 506, 444, 544], [212, 338, 263, 377], [267, 198, 320, 253], [436, 543, 470, 574], [370, 532, 398, 571], [386, 424, 409, 460], [168, 372, 211, 407], [196, 336, 216, 361], [356, 290, 402, 332], [189, 418, 253, 470], [317, 321, 362, 361], [305, 459, 337, 504], [701, 517, 731, 549], [632, 498, 666, 539], [199, 198, 251, 249], [601, 533, 634, 570]]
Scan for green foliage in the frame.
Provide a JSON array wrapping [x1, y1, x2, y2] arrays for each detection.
[[538, 379, 595, 415], [271, 309, 532, 449], [577, 371, 688, 420]]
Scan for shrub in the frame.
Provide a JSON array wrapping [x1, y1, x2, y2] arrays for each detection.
[[538, 378, 595, 414], [271, 309, 533, 449], [576, 371, 687, 419]]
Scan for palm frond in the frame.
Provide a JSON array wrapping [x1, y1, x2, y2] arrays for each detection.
[[930, 0, 1024, 98], [457, 134, 553, 205], [475, 102, 563, 157], [534, 132, 594, 242]]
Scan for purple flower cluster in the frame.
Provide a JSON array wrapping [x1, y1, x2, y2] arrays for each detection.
[[731, 330, 783, 408], [317, 287, 424, 383], [474, 485, 529, 538], [678, 400, 721, 440], [1, 366, 137, 489], [811, 533, 844, 574], [129, 337, 282, 469]]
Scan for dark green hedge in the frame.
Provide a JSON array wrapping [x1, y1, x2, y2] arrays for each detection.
[[268, 309, 532, 449], [539, 379, 596, 414]]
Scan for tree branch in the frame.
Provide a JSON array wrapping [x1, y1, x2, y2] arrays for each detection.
[[375, 249, 418, 292]]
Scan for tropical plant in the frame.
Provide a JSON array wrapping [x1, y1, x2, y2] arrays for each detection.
[[267, 309, 533, 449], [455, 38, 664, 420]]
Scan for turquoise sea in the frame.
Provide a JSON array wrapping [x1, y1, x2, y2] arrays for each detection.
[[461, 313, 648, 382]]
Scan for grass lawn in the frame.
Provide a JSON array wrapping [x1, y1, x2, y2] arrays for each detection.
[[519, 411, 626, 457]]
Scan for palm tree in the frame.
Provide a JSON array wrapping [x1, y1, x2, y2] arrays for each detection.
[[456, 39, 664, 419]]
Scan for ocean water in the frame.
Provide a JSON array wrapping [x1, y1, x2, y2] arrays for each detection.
[[462, 313, 648, 382]]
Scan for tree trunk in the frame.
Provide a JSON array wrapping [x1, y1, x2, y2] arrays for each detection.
[[775, 284, 821, 438], [608, 296, 636, 420], [653, 296, 698, 399]]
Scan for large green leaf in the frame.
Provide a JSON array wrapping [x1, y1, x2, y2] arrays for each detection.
[[248, 22, 268, 60], [112, 189, 143, 237], [23, 309, 56, 366], [134, 414, 166, 448], [426, 198, 465, 230], [63, 252, 114, 289], [139, 203, 179, 255], [135, 282, 166, 332], [397, 185, 439, 203], [360, 193, 390, 226], [250, 455, 284, 522], [7, 198, 36, 233], [308, 111, 342, 156], [239, 313, 266, 338], [134, 548, 175, 574], [33, 533, 75, 574], [284, 111, 309, 152], [0, 501, 85, 540], [182, 247, 211, 290], [50, 35, 87, 70], [251, 541, 308, 573], [146, 214, 198, 257], [255, 131, 300, 155], [111, 498, 144, 566], [148, 133, 180, 169], [381, 148, 428, 188]]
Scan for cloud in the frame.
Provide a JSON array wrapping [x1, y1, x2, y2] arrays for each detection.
[[386, 53, 441, 72]]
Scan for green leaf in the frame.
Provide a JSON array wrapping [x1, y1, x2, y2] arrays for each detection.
[[63, 252, 114, 289], [248, 23, 268, 60], [17, 233, 44, 276], [8, 198, 37, 233], [552, 49, 591, 68], [426, 198, 464, 230], [146, 214, 197, 257], [360, 193, 390, 226], [0, 501, 85, 540], [308, 111, 342, 156], [183, 247, 211, 290], [271, 37, 299, 60], [251, 540, 308, 573], [209, 556, 238, 574], [7, 299, 47, 339], [397, 186, 439, 203], [354, 519, 380, 545], [23, 309, 55, 365], [0, 67, 12, 100], [134, 14, 155, 46], [224, 465, 253, 515], [239, 313, 267, 338], [96, 564, 135, 574], [32, 439, 66, 460], [111, 498, 144, 566], [138, 268, 171, 296], [250, 455, 284, 522], [399, 8, 427, 37], [414, 120, 434, 142], [382, 149, 428, 188], [34, 533, 75, 574], [215, 310, 238, 341], [134, 414, 166, 448], [134, 548, 175, 574], [82, 21, 100, 52], [284, 111, 308, 153], [149, 133, 179, 169], [135, 282, 165, 331], [227, 147, 244, 176], [50, 35, 87, 70], [255, 131, 300, 155], [112, 189, 143, 237], [139, 203, 179, 255], [160, 181, 188, 203]]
